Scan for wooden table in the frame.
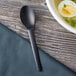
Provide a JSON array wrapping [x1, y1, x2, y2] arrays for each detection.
[[0, 0, 76, 72]]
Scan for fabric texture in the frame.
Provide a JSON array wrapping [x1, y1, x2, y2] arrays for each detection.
[[0, 23, 76, 76]]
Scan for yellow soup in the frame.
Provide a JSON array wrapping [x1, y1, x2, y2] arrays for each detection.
[[54, 0, 76, 28]]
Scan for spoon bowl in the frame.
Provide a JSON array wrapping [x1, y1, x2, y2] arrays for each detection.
[[20, 6, 35, 29]]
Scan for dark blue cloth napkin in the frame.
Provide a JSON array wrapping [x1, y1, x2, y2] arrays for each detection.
[[0, 23, 76, 76]]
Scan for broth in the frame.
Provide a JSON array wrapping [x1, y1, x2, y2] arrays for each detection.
[[54, 0, 76, 28]]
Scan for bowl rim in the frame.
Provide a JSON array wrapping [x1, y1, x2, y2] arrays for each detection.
[[46, 0, 76, 34]]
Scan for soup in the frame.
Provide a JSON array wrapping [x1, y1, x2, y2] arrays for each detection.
[[54, 0, 76, 28]]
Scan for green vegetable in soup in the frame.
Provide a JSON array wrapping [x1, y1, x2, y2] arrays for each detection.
[[72, 0, 76, 3], [64, 4, 67, 8], [64, 16, 76, 28], [55, 0, 76, 7]]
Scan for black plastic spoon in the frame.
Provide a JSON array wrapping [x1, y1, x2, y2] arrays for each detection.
[[20, 6, 42, 71]]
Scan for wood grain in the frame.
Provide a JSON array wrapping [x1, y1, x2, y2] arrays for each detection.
[[0, 0, 76, 72]]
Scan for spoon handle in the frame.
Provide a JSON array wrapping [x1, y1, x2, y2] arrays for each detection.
[[28, 29, 42, 71]]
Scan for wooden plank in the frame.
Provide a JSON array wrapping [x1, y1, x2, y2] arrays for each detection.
[[0, 0, 76, 71]]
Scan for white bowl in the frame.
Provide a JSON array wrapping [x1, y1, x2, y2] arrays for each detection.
[[46, 0, 76, 34]]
